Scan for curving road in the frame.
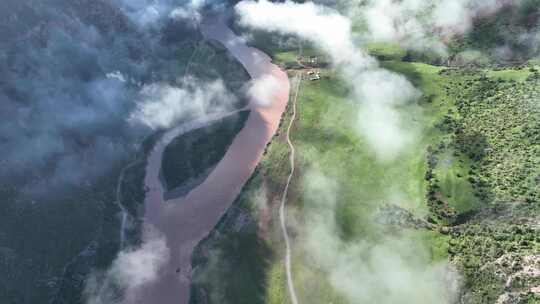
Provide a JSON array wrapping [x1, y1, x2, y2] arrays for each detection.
[[279, 72, 302, 304]]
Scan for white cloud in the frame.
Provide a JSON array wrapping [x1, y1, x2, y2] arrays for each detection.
[[432, 0, 476, 36], [236, 0, 418, 160], [170, 7, 201, 23], [352, 0, 515, 55], [300, 169, 460, 304], [110, 236, 169, 290], [247, 74, 282, 107], [106, 71, 127, 83], [234, 1, 460, 301], [237, 0, 364, 65], [115, 0, 172, 27], [170, 0, 209, 23], [354, 70, 420, 160], [116, 0, 209, 28], [129, 78, 236, 129], [84, 227, 170, 304]]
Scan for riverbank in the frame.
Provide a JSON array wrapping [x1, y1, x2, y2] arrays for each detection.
[[187, 41, 540, 303], [133, 14, 291, 304], [190, 70, 300, 304]]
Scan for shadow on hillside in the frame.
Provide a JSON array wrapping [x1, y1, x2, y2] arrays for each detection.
[[190, 201, 273, 304]]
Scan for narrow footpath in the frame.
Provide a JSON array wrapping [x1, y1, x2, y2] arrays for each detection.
[[279, 72, 302, 304]]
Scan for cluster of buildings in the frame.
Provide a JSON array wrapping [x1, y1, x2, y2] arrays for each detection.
[[307, 70, 321, 81], [296, 56, 323, 81]]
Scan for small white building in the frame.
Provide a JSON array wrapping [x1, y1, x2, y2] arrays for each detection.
[[309, 73, 321, 81]]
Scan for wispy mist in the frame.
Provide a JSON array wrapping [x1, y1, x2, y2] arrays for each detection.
[[300, 169, 460, 304], [234, 1, 461, 302], [236, 0, 419, 160], [247, 74, 283, 107], [115, 0, 207, 28], [130, 78, 237, 129], [0, 0, 234, 196], [341, 0, 523, 58], [1, 12, 141, 193], [84, 226, 170, 304]]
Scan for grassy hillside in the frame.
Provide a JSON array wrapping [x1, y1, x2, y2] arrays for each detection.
[[190, 40, 539, 303]]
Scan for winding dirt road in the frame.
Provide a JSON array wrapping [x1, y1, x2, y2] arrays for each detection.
[[279, 73, 302, 304], [130, 15, 291, 304]]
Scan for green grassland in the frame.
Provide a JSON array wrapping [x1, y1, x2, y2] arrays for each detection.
[[190, 37, 539, 304], [194, 7, 540, 303], [280, 62, 451, 304], [190, 54, 451, 303]]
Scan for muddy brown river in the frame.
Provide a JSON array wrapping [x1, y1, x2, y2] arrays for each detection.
[[130, 15, 290, 304]]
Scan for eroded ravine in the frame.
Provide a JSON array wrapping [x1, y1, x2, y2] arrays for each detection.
[[132, 15, 291, 304]]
